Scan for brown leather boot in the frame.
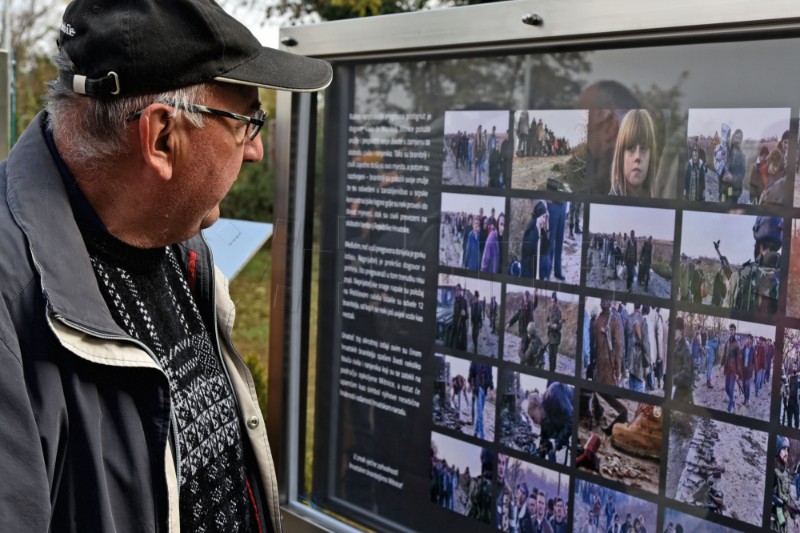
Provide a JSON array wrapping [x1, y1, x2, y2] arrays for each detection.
[[611, 403, 662, 459]]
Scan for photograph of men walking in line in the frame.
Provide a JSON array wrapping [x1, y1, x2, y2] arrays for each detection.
[[585, 204, 675, 299], [685, 107, 790, 205], [510, 109, 588, 193], [443, 110, 511, 188]]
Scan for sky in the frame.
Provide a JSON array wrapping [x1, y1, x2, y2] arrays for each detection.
[[444, 110, 511, 136], [680, 211, 758, 265], [513, 110, 588, 148], [686, 108, 791, 140], [441, 192, 506, 216], [588, 204, 675, 241]]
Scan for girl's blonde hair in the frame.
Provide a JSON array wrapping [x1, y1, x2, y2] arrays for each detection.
[[610, 109, 657, 196]]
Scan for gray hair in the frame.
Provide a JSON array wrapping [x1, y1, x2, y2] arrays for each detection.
[[46, 49, 211, 172]]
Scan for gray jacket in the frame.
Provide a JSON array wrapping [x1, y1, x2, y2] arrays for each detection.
[[0, 113, 281, 532]]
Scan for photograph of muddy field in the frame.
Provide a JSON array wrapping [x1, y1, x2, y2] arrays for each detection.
[[510, 109, 588, 193], [573, 478, 657, 533], [442, 110, 510, 189], [585, 203, 674, 299], [666, 411, 767, 528], [431, 431, 494, 523], [507, 198, 583, 286], [685, 107, 791, 205], [497, 373, 572, 465], [432, 354, 496, 443], [502, 285, 577, 377], [675, 311, 775, 421], [679, 210, 781, 315], [576, 393, 661, 494]]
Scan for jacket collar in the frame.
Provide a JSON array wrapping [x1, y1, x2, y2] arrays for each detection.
[[6, 112, 124, 336]]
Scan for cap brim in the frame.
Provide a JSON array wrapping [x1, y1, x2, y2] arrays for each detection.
[[215, 46, 332, 92]]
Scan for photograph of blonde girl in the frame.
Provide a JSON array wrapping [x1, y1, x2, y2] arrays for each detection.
[[608, 109, 658, 198]]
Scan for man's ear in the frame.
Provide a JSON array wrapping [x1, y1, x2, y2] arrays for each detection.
[[137, 104, 177, 181]]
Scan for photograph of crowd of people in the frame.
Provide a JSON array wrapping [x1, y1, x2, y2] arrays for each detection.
[[585, 204, 675, 298], [498, 372, 573, 465], [679, 211, 782, 315], [443, 110, 511, 188], [773, 435, 800, 533], [439, 193, 507, 274], [495, 454, 570, 532], [430, 431, 495, 523], [787, 220, 800, 319], [511, 109, 588, 193], [666, 412, 767, 527], [586, 107, 675, 199], [684, 107, 791, 205], [576, 392, 661, 494], [573, 479, 657, 533], [434, 274, 501, 358], [674, 312, 775, 421], [662, 508, 744, 533], [780, 328, 800, 430], [433, 354, 497, 442], [582, 297, 669, 396], [503, 285, 578, 376], [507, 198, 582, 284]]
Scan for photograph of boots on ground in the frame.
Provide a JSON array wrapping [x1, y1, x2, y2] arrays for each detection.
[[498, 372, 572, 465], [674, 312, 775, 421], [585, 204, 675, 299], [510, 109, 588, 193], [503, 285, 577, 377], [576, 392, 661, 494], [432, 353, 496, 443], [679, 211, 783, 315], [573, 479, 657, 533], [666, 411, 767, 528], [583, 297, 669, 397]]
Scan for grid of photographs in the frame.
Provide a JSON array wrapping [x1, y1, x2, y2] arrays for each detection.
[[429, 105, 797, 531]]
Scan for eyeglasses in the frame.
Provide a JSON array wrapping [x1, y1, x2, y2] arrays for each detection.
[[126, 102, 267, 141]]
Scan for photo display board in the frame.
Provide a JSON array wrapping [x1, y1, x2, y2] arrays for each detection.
[[310, 35, 800, 532]]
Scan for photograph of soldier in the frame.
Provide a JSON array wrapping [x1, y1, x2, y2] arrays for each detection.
[[679, 211, 782, 315], [666, 412, 767, 528], [674, 311, 775, 421], [442, 110, 511, 188], [508, 198, 583, 284], [439, 193, 507, 273], [496, 455, 571, 533], [772, 436, 800, 533], [498, 372, 573, 465], [684, 107, 791, 204], [430, 431, 495, 523], [432, 354, 497, 442], [583, 297, 669, 396], [503, 285, 578, 376], [576, 392, 662, 494], [585, 204, 675, 298], [573, 479, 657, 533], [779, 328, 800, 429], [663, 508, 744, 533], [786, 220, 800, 319], [510, 109, 588, 193], [435, 273, 501, 358]]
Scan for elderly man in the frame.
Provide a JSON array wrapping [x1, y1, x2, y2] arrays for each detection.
[[0, 1, 331, 532]]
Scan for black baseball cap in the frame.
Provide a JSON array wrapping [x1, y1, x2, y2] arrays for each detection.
[[57, 0, 333, 99]]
